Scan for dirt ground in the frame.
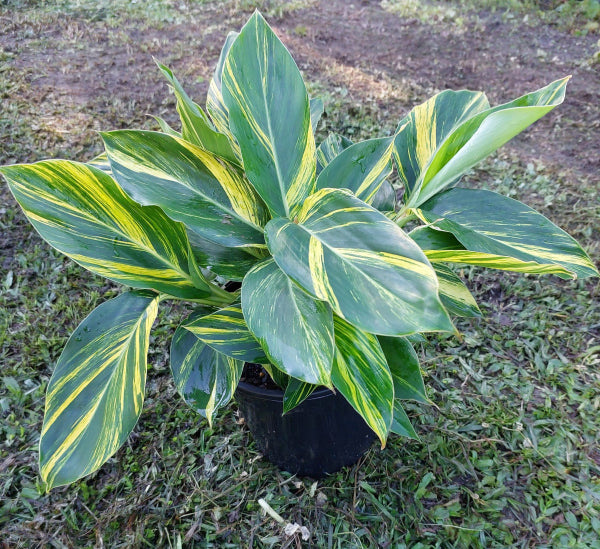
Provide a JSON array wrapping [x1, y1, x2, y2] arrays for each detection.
[[2, 0, 599, 180]]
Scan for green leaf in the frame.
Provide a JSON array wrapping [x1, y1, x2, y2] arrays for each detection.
[[371, 180, 396, 212], [1, 160, 210, 299], [101, 130, 268, 248], [394, 89, 489, 200], [222, 11, 316, 217], [171, 310, 243, 428], [241, 259, 334, 386], [316, 132, 353, 172], [378, 336, 427, 402], [206, 30, 241, 159], [417, 188, 598, 279], [152, 115, 181, 138], [39, 291, 159, 490], [310, 97, 324, 132], [265, 188, 453, 336], [316, 137, 394, 204], [391, 402, 419, 440], [432, 263, 481, 318], [331, 316, 394, 447], [184, 304, 268, 363], [157, 62, 238, 164], [401, 78, 569, 208], [187, 231, 260, 281], [283, 378, 318, 413]]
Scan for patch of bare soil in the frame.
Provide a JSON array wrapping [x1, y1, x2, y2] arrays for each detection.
[[1, 1, 598, 180]]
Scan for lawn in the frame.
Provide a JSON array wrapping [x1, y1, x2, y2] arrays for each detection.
[[1, 0, 599, 547]]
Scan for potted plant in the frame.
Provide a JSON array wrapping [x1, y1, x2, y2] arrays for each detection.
[[2, 11, 597, 490]]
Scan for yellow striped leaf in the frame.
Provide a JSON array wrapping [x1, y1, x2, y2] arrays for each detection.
[[394, 89, 488, 200], [222, 11, 316, 217], [184, 304, 268, 363], [39, 291, 159, 490], [101, 130, 268, 248], [316, 132, 353, 173], [157, 62, 239, 164], [266, 188, 453, 336], [283, 378, 318, 413], [206, 30, 242, 160], [331, 316, 394, 447], [316, 137, 395, 205], [1, 160, 210, 299], [432, 264, 481, 318], [171, 310, 244, 428], [241, 259, 334, 386], [399, 78, 569, 208], [417, 188, 599, 279]]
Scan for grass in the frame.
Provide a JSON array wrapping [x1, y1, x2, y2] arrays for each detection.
[[1, 0, 600, 547]]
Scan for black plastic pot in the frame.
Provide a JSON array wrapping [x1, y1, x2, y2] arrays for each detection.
[[235, 382, 376, 478]]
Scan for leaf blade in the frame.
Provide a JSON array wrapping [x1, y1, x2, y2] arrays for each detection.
[[39, 291, 159, 489]]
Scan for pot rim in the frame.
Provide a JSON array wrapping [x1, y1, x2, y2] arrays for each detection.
[[236, 380, 335, 402]]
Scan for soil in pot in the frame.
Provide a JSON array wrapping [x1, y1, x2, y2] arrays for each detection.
[[236, 364, 376, 478]]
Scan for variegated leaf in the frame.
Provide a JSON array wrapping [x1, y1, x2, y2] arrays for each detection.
[[331, 316, 394, 447], [401, 78, 569, 208], [152, 115, 181, 138], [171, 310, 244, 427], [1, 160, 210, 299], [394, 89, 489, 199], [316, 137, 395, 204], [206, 30, 241, 159], [101, 130, 268, 248], [283, 378, 318, 413], [157, 63, 239, 164], [417, 188, 598, 279], [184, 304, 268, 363], [39, 291, 159, 490], [265, 188, 453, 336], [187, 230, 260, 281], [378, 336, 427, 402], [410, 224, 583, 276], [241, 259, 334, 386], [222, 11, 316, 217], [432, 264, 481, 318], [371, 180, 396, 212], [391, 402, 419, 440], [316, 132, 353, 173]]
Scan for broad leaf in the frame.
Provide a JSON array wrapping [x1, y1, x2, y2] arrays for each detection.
[[283, 378, 318, 413], [1, 160, 210, 299], [222, 11, 316, 217], [391, 402, 419, 440], [418, 188, 598, 279], [206, 30, 241, 159], [184, 305, 268, 363], [316, 137, 394, 204], [331, 316, 394, 447], [316, 132, 353, 172], [39, 291, 159, 489], [378, 336, 427, 402], [402, 78, 569, 208], [410, 224, 586, 276], [242, 259, 334, 386], [371, 180, 396, 212], [101, 130, 268, 248], [187, 231, 260, 281], [266, 188, 453, 336], [171, 310, 243, 427], [157, 63, 238, 164], [310, 97, 324, 132], [394, 89, 489, 199], [433, 263, 481, 318]]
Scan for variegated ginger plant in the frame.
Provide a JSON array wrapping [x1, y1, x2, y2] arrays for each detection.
[[2, 11, 597, 490]]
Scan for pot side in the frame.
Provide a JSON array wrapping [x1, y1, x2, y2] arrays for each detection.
[[235, 382, 376, 478]]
